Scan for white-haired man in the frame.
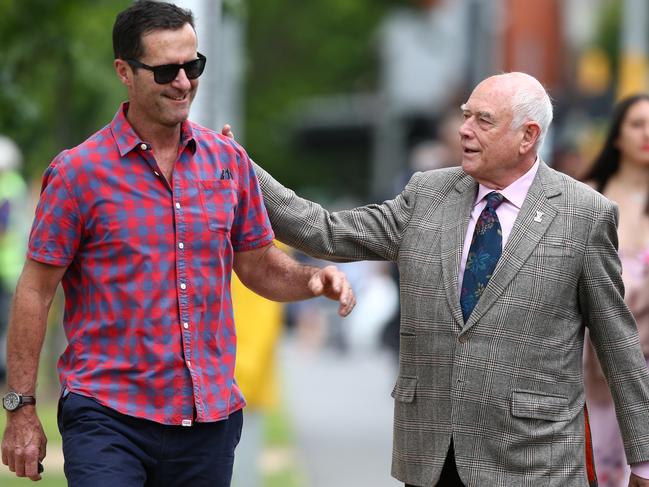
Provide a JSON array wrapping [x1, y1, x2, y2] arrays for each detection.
[[229, 72, 649, 486]]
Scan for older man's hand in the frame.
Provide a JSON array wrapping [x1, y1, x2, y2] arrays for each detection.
[[221, 124, 234, 140]]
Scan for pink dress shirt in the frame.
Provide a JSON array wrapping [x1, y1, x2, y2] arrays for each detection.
[[458, 159, 539, 293]]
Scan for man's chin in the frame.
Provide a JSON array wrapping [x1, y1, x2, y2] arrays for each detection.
[[461, 159, 477, 175], [162, 110, 190, 127]]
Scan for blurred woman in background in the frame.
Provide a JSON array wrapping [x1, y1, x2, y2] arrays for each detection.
[[583, 94, 649, 487]]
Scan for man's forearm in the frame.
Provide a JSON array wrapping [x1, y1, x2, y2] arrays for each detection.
[[234, 244, 355, 316], [6, 275, 56, 394], [236, 244, 320, 302]]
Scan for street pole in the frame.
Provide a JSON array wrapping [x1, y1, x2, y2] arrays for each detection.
[[174, 0, 223, 130]]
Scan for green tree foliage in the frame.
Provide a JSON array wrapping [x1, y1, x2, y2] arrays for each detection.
[[245, 0, 405, 199], [0, 0, 130, 178], [0, 0, 405, 192]]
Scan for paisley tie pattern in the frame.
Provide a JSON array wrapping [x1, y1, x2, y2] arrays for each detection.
[[461, 192, 505, 321]]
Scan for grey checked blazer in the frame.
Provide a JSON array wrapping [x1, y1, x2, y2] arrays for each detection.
[[254, 161, 649, 486]]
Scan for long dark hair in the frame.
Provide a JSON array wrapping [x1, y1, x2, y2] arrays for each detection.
[[584, 93, 649, 214]]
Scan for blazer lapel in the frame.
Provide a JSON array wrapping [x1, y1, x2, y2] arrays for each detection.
[[441, 175, 477, 328], [462, 162, 563, 330]]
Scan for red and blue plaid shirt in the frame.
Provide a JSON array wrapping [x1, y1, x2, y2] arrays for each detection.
[[28, 103, 274, 425]]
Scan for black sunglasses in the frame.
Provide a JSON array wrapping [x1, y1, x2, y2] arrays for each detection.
[[126, 52, 207, 84]]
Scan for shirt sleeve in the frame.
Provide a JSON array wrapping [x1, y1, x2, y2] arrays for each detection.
[[28, 155, 83, 266], [632, 461, 649, 479], [230, 151, 274, 251]]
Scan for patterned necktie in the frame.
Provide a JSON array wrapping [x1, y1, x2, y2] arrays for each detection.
[[460, 191, 505, 321]]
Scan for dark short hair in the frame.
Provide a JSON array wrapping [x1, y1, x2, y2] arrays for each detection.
[[584, 93, 649, 214], [113, 0, 194, 61]]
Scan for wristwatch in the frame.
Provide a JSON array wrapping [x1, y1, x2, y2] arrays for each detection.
[[2, 391, 36, 411]]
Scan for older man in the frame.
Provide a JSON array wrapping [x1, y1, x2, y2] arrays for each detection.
[[244, 72, 649, 486]]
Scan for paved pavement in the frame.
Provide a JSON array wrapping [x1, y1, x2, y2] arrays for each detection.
[[280, 337, 402, 487]]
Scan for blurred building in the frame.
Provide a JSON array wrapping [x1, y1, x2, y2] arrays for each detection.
[[286, 0, 646, 199], [144, 0, 649, 197]]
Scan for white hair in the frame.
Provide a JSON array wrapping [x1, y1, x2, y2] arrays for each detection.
[[507, 72, 553, 151]]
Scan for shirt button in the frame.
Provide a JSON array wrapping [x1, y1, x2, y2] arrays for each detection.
[[178, 242, 184, 249], [175, 202, 181, 209], [183, 322, 189, 329], [180, 282, 187, 290], [154, 171, 160, 177], [140, 143, 148, 150], [187, 360, 191, 367]]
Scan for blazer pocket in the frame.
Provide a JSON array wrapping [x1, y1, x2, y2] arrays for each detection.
[[511, 389, 570, 421], [536, 242, 575, 258], [391, 375, 417, 403]]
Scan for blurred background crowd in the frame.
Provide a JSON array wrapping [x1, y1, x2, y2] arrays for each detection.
[[1, 0, 649, 486]]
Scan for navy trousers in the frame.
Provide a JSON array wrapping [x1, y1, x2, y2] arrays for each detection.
[[57, 392, 243, 487]]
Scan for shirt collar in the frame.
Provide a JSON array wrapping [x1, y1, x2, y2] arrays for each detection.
[[474, 157, 540, 209], [110, 102, 197, 157]]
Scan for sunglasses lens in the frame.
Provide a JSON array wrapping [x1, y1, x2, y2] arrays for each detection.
[[154, 66, 180, 84], [148, 55, 206, 84], [184, 58, 206, 80]]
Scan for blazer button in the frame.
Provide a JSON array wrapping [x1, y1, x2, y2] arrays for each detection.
[[458, 335, 468, 344]]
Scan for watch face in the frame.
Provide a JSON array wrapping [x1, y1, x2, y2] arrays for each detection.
[[3, 392, 20, 411]]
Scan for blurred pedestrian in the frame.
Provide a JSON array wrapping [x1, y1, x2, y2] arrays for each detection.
[[0, 2, 355, 486], [551, 142, 588, 179], [409, 109, 465, 173], [583, 94, 649, 487], [0, 136, 28, 385]]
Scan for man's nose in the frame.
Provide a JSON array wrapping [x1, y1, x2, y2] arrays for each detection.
[[171, 68, 192, 89], [459, 119, 472, 137]]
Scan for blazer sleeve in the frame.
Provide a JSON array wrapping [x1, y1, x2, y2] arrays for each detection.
[[253, 161, 416, 263], [580, 201, 649, 464]]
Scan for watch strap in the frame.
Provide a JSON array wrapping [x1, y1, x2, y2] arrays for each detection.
[[21, 395, 36, 406]]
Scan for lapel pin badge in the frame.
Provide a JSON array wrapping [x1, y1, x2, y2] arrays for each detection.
[[534, 211, 544, 223]]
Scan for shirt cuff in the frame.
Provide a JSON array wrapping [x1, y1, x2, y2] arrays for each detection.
[[631, 461, 649, 479]]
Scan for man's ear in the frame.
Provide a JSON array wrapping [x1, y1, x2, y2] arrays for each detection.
[[114, 59, 132, 87], [520, 122, 541, 154]]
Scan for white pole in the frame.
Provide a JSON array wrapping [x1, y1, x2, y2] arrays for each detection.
[[173, 0, 223, 130]]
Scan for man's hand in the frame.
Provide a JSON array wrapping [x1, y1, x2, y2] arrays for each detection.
[[630, 473, 649, 486], [222, 123, 234, 140], [308, 265, 356, 316], [1, 407, 47, 481]]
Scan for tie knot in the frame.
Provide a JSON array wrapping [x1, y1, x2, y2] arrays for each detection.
[[485, 191, 504, 210]]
